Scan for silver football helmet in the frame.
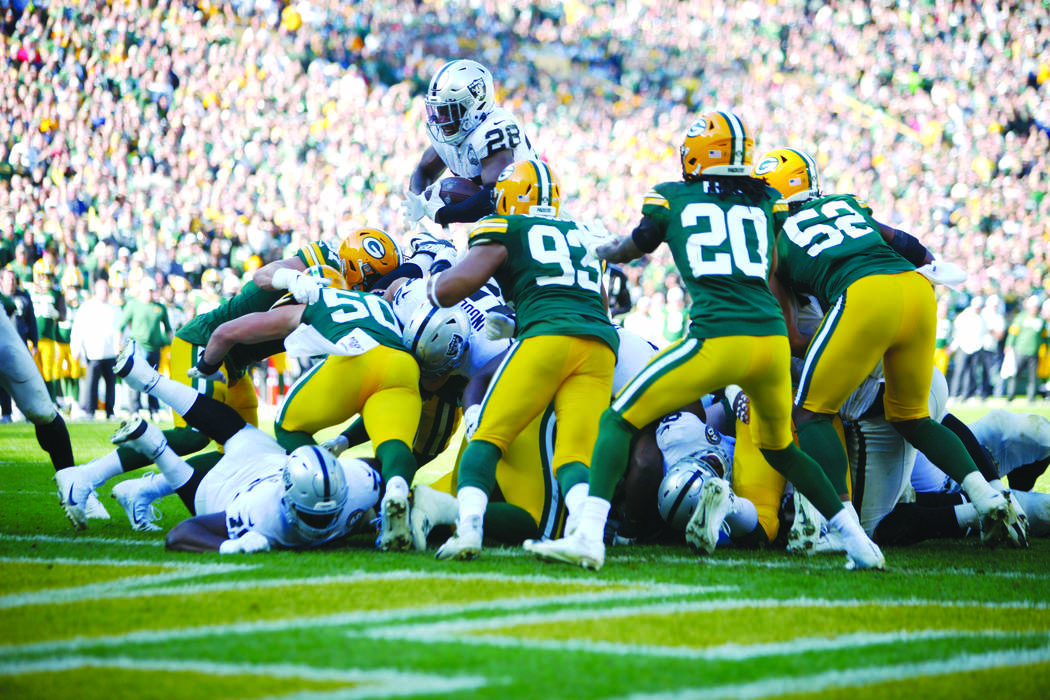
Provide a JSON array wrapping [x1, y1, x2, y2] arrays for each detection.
[[402, 305, 471, 378], [281, 446, 348, 539], [425, 60, 494, 146], [657, 449, 731, 531]]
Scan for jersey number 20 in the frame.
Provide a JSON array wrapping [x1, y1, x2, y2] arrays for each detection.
[[683, 203, 769, 278]]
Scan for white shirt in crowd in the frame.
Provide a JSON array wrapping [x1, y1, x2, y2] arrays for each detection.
[[71, 293, 122, 361]]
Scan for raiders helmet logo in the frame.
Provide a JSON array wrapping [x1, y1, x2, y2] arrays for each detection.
[[467, 77, 486, 100], [362, 236, 386, 259], [446, 335, 464, 357], [753, 155, 780, 176]]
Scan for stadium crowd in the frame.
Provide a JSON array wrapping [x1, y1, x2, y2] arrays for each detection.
[[2, 0, 1049, 423]]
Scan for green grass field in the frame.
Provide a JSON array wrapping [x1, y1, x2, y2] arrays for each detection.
[[2, 403, 1049, 699]]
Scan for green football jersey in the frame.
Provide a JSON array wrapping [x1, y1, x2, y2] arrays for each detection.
[[641, 180, 787, 339], [299, 287, 405, 351], [468, 214, 619, 353], [29, 287, 63, 340], [773, 193, 914, 306]]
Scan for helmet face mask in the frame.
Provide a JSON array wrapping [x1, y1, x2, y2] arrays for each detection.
[[280, 446, 348, 539], [402, 305, 471, 378], [680, 111, 754, 179], [338, 228, 403, 291], [494, 159, 560, 217], [753, 148, 822, 202], [425, 60, 494, 146]]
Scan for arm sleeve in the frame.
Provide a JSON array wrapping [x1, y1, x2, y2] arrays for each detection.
[[886, 227, 930, 267], [435, 185, 495, 226], [630, 215, 665, 254]]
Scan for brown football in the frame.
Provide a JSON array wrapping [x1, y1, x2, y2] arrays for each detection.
[[437, 176, 482, 205]]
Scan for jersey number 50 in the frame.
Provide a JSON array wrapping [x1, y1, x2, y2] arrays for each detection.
[[683, 203, 769, 278]]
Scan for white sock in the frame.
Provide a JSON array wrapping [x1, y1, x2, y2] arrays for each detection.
[[154, 446, 194, 491], [149, 375, 198, 417], [578, 496, 610, 541], [725, 496, 759, 536], [829, 505, 861, 535], [83, 451, 125, 487], [988, 478, 1006, 492], [564, 482, 588, 515], [961, 471, 998, 506], [457, 485, 489, 522], [954, 503, 978, 529]]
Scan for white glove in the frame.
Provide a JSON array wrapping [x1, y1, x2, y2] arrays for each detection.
[[483, 312, 515, 341], [724, 385, 750, 425], [417, 185, 444, 222], [272, 267, 328, 305], [402, 190, 426, 224], [916, 260, 966, 289], [320, 434, 350, 457], [219, 530, 271, 554], [463, 404, 481, 442], [187, 365, 226, 384]]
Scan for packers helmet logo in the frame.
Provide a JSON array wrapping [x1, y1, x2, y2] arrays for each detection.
[[362, 236, 386, 259], [753, 156, 781, 176], [685, 120, 706, 137], [496, 167, 512, 182]]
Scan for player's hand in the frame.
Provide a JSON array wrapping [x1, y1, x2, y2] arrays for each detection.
[[483, 312, 515, 341], [419, 185, 444, 222], [187, 365, 226, 384], [463, 404, 481, 442], [320, 434, 350, 457], [219, 531, 271, 554], [916, 260, 966, 289], [402, 190, 426, 225], [287, 272, 329, 305]]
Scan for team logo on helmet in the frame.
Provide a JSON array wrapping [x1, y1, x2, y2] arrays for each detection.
[[685, 120, 705, 137], [447, 335, 464, 357], [705, 425, 722, 445], [467, 77, 486, 100], [753, 155, 780, 176], [362, 236, 386, 259]]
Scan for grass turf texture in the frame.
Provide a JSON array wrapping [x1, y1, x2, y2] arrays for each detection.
[[1, 404, 1048, 699]]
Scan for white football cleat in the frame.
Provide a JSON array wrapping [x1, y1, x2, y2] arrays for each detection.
[[524, 531, 604, 571], [84, 491, 111, 520], [972, 489, 1029, 548], [787, 491, 823, 555], [110, 416, 168, 462], [828, 507, 885, 571], [409, 484, 458, 551], [378, 479, 412, 552], [435, 514, 483, 561], [114, 340, 160, 393], [111, 473, 165, 532], [55, 466, 92, 530], [685, 477, 733, 555]]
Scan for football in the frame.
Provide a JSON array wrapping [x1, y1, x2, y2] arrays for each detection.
[[436, 176, 482, 205]]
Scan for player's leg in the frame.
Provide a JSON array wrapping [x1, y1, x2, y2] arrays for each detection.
[[439, 337, 573, 560], [884, 274, 1026, 546], [169, 336, 230, 429], [225, 373, 260, 427], [730, 415, 786, 546], [273, 356, 360, 450], [490, 409, 559, 543]]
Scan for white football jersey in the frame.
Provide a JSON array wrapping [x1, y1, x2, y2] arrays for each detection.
[[391, 278, 511, 378], [612, 327, 658, 395], [224, 457, 382, 548], [429, 107, 535, 179], [194, 426, 288, 516], [655, 411, 736, 479], [971, 409, 1050, 477]]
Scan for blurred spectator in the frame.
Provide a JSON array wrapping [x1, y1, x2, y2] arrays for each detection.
[[1004, 294, 1049, 401], [71, 279, 122, 419], [950, 296, 988, 401], [120, 277, 173, 418], [981, 294, 1007, 396]]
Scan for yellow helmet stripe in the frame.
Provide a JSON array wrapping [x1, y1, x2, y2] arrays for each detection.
[[530, 159, 552, 206], [718, 111, 746, 165]]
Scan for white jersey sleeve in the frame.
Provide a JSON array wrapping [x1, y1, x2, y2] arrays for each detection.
[[429, 107, 535, 179], [971, 409, 1050, 476], [655, 411, 736, 475], [612, 327, 658, 396]]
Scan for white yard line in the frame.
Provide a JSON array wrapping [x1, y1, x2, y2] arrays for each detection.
[[0, 655, 488, 699], [620, 643, 1050, 700], [0, 533, 164, 547]]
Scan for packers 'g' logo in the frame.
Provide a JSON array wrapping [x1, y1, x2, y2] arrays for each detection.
[[685, 120, 706, 137], [753, 156, 780, 176], [362, 236, 386, 259]]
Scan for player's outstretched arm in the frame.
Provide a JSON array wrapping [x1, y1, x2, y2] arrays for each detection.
[[429, 243, 506, 308], [198, 306, 305, 375], [252, 256, 307, 290], [166, 512, 229, 552], [409, 146, 446, 195]]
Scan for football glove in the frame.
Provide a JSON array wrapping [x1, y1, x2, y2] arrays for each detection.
[[219, 530, 271, 554], [187, 364, 226, 384], [320, 434, 350, 457], [725, 385, 750, 425], [403, 188, 444, 224], [916, 260, 966, 289], [402, 190, 426, 225], [463, 404, 481, 442], [272, 267, 328, 305], [483, 312, 515, 341]]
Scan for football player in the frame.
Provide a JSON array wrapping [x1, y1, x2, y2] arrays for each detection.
[[57, 233, 399, 528], [101, 341, 379, 553], [425, 158, 618, 561], [189, 270, 421, 552], [525, 112, 883, 571], [755, 147, 1026, 547], [403, 60, 536, 226]]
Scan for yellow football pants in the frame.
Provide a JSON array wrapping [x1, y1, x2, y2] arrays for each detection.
[[276, 345, 421, 448], [796, 271, 935, 422], [169, 336, 259, 428]]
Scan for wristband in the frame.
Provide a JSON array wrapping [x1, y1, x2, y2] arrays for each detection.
[[195, 357, 222, 376]]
